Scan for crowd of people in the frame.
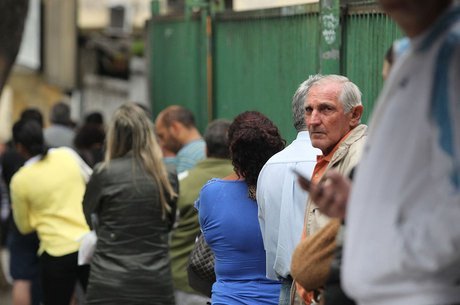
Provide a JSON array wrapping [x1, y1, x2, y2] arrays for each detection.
[[0, 0, 459, 304]]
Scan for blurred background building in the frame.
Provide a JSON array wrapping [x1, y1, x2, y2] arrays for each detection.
[[1, 0, 326, 143]]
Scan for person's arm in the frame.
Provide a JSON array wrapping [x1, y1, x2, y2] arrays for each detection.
[[64, 147, 93, 182], [396, 45, 460, 275], [291, 219, 340, 290], [397, 192, 460, 275], [298, 170, 351, 220], [166, 169, 178, 231], [195, 181, 214, 234], [10, 176, 34, 234], [195, 193, 205, 231], [82, 167, 103, 229], [256, 167, 267, 248]]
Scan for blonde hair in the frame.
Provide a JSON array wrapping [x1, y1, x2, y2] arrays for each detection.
[[103, 103, 177, 216]]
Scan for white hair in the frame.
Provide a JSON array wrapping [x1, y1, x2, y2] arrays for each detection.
[[314, 74, 362, 113]]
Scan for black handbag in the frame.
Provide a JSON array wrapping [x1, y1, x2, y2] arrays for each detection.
[[187, 232, 216, 297]]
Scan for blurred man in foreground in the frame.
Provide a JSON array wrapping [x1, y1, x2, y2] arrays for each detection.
[[307, 0, 460, 304]]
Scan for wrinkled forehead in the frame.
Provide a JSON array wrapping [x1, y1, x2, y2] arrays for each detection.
[[306, 81, 343, 104]]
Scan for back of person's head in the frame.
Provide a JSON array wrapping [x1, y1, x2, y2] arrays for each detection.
[[12, 119, 47, 158], [135, 103, 152, 118], [74, 124, 105, 149], [228, 111, 285, 198], [204, 119, 232, 159], [84, 112, 104, 125], [159, 105, 196, 129], [105, 104, 155, 160], [20, 108, 43, 128], [305, 74, 362, 113], [50, 102, 71, 126], [104, 103, 177, 214]]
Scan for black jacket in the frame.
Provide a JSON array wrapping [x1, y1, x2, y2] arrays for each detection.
[[83, 154, 178, 305]]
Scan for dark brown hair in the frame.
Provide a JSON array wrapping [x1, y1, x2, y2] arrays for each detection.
[[228, 111, 285, 197]]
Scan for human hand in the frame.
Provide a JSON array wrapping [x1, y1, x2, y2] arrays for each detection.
[[300, 170, 351, 220]]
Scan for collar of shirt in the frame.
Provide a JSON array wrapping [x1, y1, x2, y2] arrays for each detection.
[[311, 129, 353, 183], [296, 130, 312, 142]]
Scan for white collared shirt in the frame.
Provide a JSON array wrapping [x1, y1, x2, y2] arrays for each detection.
[[257, 131, 320, 280]]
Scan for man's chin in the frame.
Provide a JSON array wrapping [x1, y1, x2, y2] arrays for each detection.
[[311, 139, 326, 152], [310, 133, 325, 141]]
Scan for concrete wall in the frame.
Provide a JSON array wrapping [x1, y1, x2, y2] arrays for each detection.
[[78, 0, 154, 30], [81, 57, 148, 123], [44, 0, 77, 89]]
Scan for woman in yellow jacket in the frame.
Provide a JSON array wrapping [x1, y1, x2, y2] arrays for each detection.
[[10, 118, 91, 305]]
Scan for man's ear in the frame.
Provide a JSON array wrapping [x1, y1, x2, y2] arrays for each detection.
[[170, 120, 179, 130], [169, 121, 183, 137], [349, 105, 363, 127]]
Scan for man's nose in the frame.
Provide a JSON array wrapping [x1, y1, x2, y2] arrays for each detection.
[[307, 110, 321, 126]]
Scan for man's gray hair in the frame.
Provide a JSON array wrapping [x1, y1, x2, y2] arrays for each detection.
[[50, 102, 71, 126], [293, 75, 362, 128], [204, 119, 232, 159], [291, 75, 324, 132], [299, 74, 362, 113], [328, 75, 362, 112]]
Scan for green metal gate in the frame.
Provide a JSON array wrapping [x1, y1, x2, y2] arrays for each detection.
[[342, 3, 402, 121], [213, 5, 320, 141], [149, 0, 402, 141], [149, 17, 205, 129]]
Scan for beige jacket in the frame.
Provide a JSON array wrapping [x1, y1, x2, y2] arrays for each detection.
[[305, 124, 368, 236]]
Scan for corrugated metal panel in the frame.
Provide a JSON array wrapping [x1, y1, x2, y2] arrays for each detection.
[[342, 10, 402, 122], [214, 9, 319, 141], [149, 18, 207, 130]]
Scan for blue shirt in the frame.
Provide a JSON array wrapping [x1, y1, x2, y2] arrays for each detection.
[[196, 179, 281, 305], [256, 131, 320, 280], [176, 139, 206, 174]]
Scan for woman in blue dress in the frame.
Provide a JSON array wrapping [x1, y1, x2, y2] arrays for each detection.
[[196, 111, 285, 305]]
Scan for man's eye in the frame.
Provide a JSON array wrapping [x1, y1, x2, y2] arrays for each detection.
[[320, 106, 334, 113]]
